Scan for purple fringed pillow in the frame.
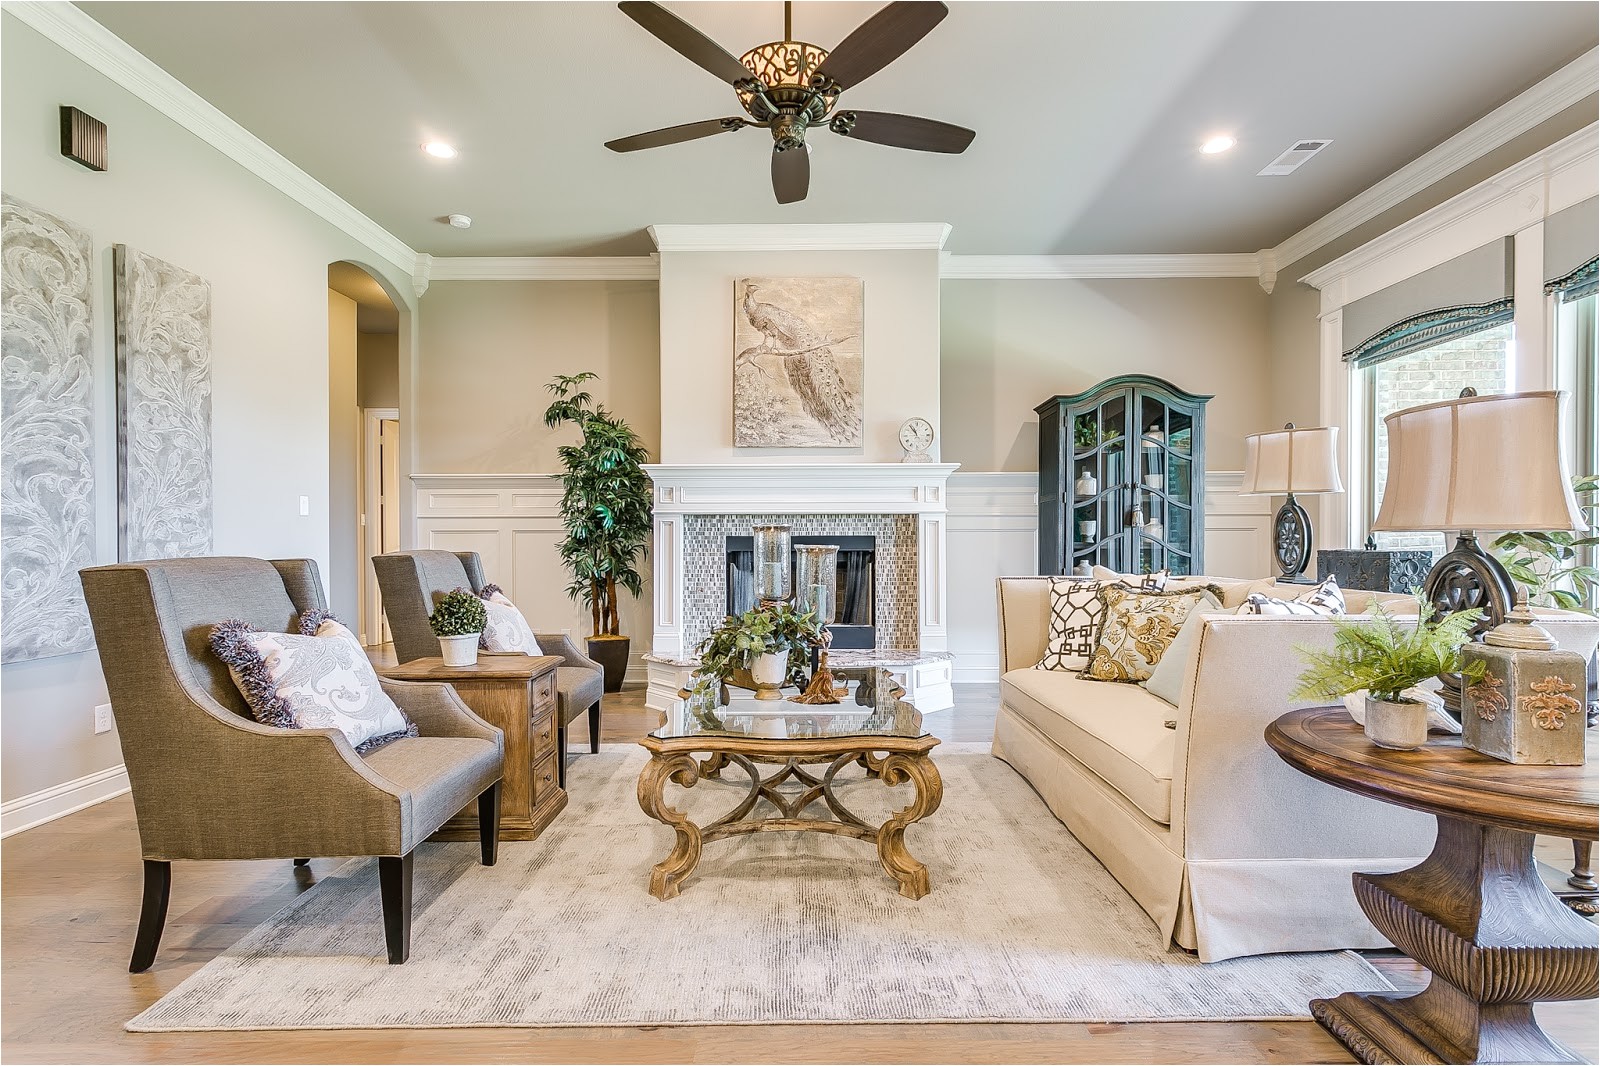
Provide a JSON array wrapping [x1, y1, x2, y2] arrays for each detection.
[[209, 610, 417, 754], [476, 583, 543, 654]]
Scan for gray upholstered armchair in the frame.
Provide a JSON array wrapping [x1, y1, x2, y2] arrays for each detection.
[[79, 556, 505, 971], [371, 550, 604, 787]]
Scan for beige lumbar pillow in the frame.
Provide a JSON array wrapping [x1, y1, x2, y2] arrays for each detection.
[[477, 583, 544, 654]]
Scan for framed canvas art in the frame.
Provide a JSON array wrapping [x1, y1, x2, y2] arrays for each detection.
[[733, 276, 863, 448]]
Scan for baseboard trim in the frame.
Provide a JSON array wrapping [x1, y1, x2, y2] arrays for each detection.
[[1, 764, 129, 838]]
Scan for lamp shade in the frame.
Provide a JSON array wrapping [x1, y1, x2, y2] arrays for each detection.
[[1372, 391, 1587, 533], [1240, 425, 1344, 496]]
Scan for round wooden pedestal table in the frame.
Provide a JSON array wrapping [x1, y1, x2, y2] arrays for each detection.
[[1265, 707, 1598, 1065]]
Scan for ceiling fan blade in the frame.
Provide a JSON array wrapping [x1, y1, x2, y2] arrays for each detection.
[[772, 145, 810, 204], [830, 110, 974, 154], [605, 117, 745, 153], [811, 1, 948, 91], [618, 1, 754, 87]]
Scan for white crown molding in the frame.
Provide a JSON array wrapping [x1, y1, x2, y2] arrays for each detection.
[[648, 223, 953, 252], [1272, 47, 1598, 272], [4, 1, 419, 277], [939, 253, 1261, 280], [1301, 123, 1598, 312], [427, 256, 661, 282]]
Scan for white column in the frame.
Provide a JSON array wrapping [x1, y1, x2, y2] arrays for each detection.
[[652, 512, 684, 658], [1513, 222, 1553, 392], [917, 511, 948, 652], [1316, 309, 1355, 549]]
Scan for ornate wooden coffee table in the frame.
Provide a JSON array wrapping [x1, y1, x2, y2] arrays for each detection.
[[1266, 707, 1598, 1065], [637, 672, 942, 901]]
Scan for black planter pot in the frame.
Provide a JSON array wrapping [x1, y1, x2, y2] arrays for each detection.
[[586, 636, 630, 693]]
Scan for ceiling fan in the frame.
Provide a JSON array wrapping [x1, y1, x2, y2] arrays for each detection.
[[605, 0, 975, 204]]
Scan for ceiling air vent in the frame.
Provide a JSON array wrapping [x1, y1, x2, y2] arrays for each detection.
[[1258, 138, 1332, 176]]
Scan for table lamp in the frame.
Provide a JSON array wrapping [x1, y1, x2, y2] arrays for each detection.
[[1371, 389, 1587, 714], [1241, 424, 1344, 583]]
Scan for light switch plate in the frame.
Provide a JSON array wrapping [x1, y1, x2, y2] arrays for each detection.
[[298, 495, 310, 516]]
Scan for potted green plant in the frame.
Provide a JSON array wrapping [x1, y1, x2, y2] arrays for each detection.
[[1291, 592, 1484, 750], [1492, 473, 1598, 612], [543, 372, 654, 692], [690, 603, 824, 703], [430, 587, 488, 667]]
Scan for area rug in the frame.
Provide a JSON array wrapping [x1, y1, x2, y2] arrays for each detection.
[[128, 746, 1390, 1031]]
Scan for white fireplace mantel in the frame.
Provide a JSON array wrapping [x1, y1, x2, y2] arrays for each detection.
[[641, 463, 960, 664]]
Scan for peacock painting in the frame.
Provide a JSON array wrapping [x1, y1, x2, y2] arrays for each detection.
[[733, 277, 863, 447]]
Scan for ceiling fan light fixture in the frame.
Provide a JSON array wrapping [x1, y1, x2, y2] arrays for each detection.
[[1199, 134, 1236, 155], [737, 40, 837, 121]]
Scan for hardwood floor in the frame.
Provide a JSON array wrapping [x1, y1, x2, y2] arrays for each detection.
[[3, 683, 1593, 1065]]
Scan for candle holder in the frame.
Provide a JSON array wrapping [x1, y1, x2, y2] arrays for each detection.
[[792, 545, 846, 705], [751, 524, 793, 605]]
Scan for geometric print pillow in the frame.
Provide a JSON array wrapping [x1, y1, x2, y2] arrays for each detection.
[[210, 610, 417, 754], [477, 584, 544, 654], [1236, 576, 1346, 617], [1035, 578, 1124, 672]]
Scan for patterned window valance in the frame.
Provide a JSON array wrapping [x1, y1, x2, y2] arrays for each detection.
[[1343, 298, 1515, 368], [1545, 256, 1598, 303]]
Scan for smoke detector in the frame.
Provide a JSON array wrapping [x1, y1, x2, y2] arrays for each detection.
[[1258, 138, 1332, 176], [447, 213, 472, 229]]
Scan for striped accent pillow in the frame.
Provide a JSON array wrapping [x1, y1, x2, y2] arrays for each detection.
[[1236, 576, 1346, 617]]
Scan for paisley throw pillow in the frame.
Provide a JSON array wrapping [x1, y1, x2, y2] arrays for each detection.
[[1083, 585, 1223, 683], [477, 584, 544, 654], [210, 611, 416, 753]]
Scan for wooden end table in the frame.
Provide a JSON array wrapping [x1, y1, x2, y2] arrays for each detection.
[[379, 653, 567, 841], [1266, 707, 1598, 1065], [637, 672, 942, 901]]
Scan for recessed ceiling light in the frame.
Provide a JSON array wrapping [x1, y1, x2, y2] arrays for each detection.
[[422, 141, 458, 159], [1200, 135, 1236, 155]]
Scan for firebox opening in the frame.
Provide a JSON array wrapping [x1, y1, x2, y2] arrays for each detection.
[[725, 534, 876, 649]]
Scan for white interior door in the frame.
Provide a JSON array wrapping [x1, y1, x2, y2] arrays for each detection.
[[362, 409, 400, 646]]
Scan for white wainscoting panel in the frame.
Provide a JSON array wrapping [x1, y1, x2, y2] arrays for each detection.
[[944, 470, 1272, 684], [413, 475, 651, 681]]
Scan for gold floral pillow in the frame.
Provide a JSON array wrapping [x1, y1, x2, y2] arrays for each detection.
[[1083, 585, 1223, 683]]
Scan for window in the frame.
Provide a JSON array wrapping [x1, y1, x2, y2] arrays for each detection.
[[1360, 321, 1515, 553]]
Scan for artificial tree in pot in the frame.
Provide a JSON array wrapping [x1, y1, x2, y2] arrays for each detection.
[[543, 372, 653, 692]]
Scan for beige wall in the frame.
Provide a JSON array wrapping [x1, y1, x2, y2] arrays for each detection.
[[657, 249, 941, 464], [328, 290, 360, 624], [0, 15, 415, 806], [416, 281, 660, 473], [357, 332, 400, 410], [940, 277, 1272, 472]]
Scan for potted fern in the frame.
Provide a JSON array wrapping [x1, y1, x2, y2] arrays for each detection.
[[430, 588, 487, 667], [543, 372, 653, 692], [1291, 592, 1484, 750]]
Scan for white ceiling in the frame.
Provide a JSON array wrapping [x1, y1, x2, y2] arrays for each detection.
[[77, 1, 1598, 257]]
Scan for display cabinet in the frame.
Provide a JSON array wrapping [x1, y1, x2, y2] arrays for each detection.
[[1037, 375, 1210, 577]]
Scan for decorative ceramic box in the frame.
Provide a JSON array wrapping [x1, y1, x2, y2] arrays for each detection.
[[1461, 603, 1587, 766], [1317, 548, 1433, 594]]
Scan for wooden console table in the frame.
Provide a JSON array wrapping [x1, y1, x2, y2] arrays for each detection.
[[380, 653, 566, 841], [1266, 707, 1598, 1065]]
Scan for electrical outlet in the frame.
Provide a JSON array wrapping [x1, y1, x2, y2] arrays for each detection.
[[94, 703, 114, 735]]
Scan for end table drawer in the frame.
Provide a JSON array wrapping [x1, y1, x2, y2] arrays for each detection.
[[531, 751, 560, 803], [532, 671, 557, 712], [530, 711, 558, 761]]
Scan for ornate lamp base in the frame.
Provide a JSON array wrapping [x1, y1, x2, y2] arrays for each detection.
[[1423, 530, 1515, 720], [1273, 492, 1314, 582]]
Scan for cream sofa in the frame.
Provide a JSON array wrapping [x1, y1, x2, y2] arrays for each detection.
[[992, 575, 1600, 962]]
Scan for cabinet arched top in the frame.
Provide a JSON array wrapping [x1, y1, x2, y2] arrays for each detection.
[[1034, 374, 1213, 415]]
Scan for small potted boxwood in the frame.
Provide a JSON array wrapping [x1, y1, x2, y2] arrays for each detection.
[[1292, 592, 1484, 749], [430, 587, 487, 667]]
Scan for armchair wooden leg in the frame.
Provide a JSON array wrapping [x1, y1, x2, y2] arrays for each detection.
[[129, 859, 171, 973], [557, 720, 568, 789], [478, 782, 501, 866], [292, 858, 310, 867], [378, 854, 412, 965], [589, 700, 602, 754]]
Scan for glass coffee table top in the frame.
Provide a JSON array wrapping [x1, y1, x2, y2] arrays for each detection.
[[654, 671, 928, 742]]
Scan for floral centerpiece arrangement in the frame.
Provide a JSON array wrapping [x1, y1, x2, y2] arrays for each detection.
[[1291, 591, 1483, 750]]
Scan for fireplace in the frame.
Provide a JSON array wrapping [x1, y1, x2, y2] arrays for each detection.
[[725, 535, 876, 649]]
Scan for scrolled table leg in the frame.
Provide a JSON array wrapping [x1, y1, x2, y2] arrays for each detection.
[[874, 752, 943, 900], [637, 751, 704, 901]]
